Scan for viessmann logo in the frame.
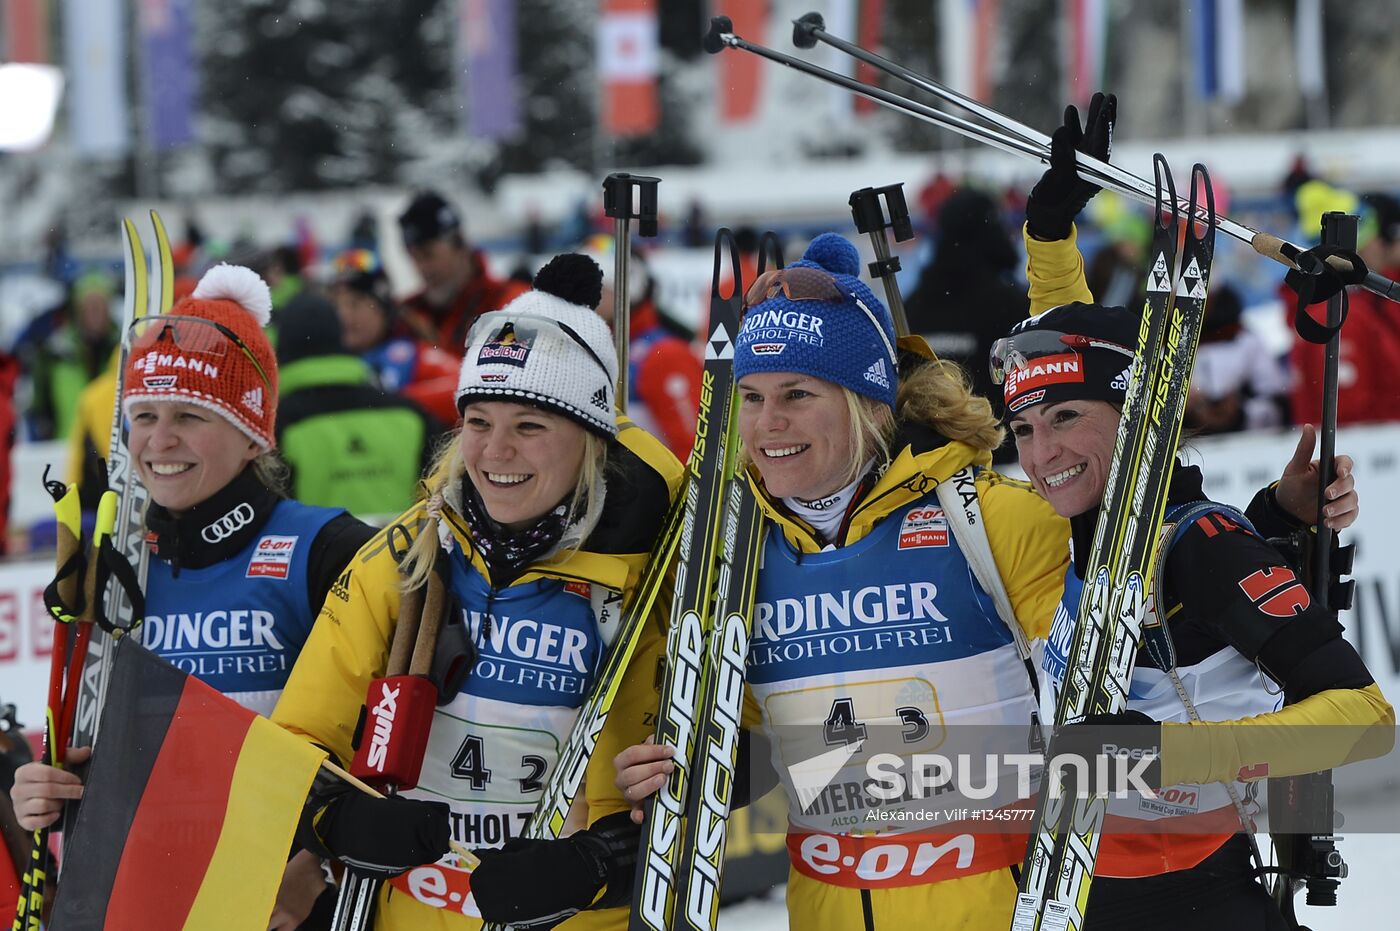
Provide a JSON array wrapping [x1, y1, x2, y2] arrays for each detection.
[[201, 502, 255, 543]]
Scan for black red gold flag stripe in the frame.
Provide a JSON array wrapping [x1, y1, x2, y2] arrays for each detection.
[[49, 639, 324, 930]]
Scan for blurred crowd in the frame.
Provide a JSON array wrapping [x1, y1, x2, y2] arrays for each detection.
[[3, 163, 1398, 553]]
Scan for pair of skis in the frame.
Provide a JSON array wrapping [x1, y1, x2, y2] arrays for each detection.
[[1011, 159, 1217, 931], [629, 229, 768, 931], [14, 215, 171, 931]]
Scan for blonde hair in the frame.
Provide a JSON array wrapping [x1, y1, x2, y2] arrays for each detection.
[[400, 425, 609, 591], [844, 358, 1004, 475], [251, 450, 291, 495], [895, 357, 1004, 452]]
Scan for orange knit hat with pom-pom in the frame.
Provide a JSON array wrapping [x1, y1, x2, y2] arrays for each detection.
[[122, 264, 279, 449]]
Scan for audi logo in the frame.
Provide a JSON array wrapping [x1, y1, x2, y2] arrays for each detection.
[[202, 503, 256, 543]]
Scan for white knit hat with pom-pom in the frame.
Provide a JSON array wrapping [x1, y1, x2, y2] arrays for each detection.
[[456, 253, 619, 437], [123, 263, 280, 448]]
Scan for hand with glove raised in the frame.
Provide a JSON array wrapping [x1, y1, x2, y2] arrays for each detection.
[[470, 811, 640, 930], [1025, 92, 1117, 241], [1048, 708, 1162, 795], [307, 790, 451, 880]]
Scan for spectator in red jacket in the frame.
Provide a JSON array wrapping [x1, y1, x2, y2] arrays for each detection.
[[330, 248, 462, 426], [395, 190, 528, 354], [1287, 182, 1400, 426], [586, 238, 702, 459]]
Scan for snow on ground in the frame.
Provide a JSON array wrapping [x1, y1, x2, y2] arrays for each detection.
[[717, 835, 1400, 929]]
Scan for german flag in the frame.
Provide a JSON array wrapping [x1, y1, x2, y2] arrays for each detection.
[[49, 639, 325, 930]]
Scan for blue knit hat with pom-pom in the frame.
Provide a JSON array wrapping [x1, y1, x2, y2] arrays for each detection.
[[734, 232, 898, 410]]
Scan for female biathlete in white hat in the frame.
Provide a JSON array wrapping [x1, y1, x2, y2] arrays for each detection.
[[270, 254, 684, 930]]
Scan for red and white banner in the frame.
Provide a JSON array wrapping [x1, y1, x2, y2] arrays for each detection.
[[4, 0, 50, 63], [719, 1, 766, 123], [597, 0, 658, 137]]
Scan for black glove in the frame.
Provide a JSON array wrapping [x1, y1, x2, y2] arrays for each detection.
[[470, 811, 640, 930], [1049, 708, 1162, 795], [310, 791, 451, 880], [1025, 92, 1117, 241]]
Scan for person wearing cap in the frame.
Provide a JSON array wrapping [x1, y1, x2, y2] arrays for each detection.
[[10, 264, 377, 929], [396, 190, 529, 355], [331, 248, 462, 425], [615, 232, 1073, 928], [271, 253, 684, 930], [275, 292, 442, 520], [580, 236, 702, 459], [1003, 104, 1391, 928], [998, 304, 1389, 927]]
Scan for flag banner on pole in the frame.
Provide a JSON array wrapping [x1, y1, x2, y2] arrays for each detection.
[[139, 0, 198, 150], [941, 0, 1001, 103], [1064, 0, 1107, 109], [1197, 0, 1244, 102], [598, 0, 658, 137], [1295, 0, 1326, 96], [826, 0, 857, 118], [4, 0, 50, 64], [853, 0, 886, 115], [63, 0, 130, 157], [49, 639, 326, 930], [459, 0, 521, 141], [719, 0, 766, 123]]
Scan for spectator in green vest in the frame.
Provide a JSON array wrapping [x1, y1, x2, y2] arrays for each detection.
[[26, 271, 118, 441], [275, 293, 442, 522]]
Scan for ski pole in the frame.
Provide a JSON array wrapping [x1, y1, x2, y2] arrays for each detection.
[[334, 524, 458, 931], [1269, 211, 1358, 923], [848, 183, 913, 337], [703, 16, 1400, 305], [602, 172, 661, 409], [14, 479, 84, 931], [787, 10, 1400, 305]]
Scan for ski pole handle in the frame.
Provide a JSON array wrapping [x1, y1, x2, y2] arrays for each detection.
[[848, 184, 912, 337], [386, 570, 427, 678], [51, 482, 82, 613], [602, 172, 662, 407]]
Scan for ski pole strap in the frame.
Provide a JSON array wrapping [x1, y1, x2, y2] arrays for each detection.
[[1286, 243, 1368, 344], [92, 536, 146, 636], [935, 467, 1038, 703], [43, 551, 87, 625]]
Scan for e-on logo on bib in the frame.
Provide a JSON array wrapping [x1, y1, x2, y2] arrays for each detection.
[[247, 535, 298, 579], [898, 506, 948, 550]]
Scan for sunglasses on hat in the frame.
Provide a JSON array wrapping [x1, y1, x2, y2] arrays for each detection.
[[743, 266, 847, 309], [989, 329, 1134, 386], [130, 315, 273, 392]]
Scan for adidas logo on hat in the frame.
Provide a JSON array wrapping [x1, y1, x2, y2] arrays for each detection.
[[863, 358, 890, 390], [591, 386, 610, 411], [241, 386, 264, 416]]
